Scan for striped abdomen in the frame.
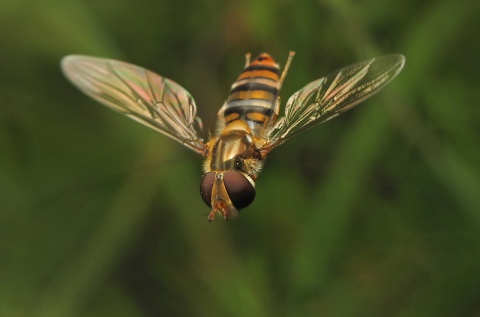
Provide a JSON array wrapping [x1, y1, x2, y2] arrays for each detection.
[[219, 53, 281, 138]]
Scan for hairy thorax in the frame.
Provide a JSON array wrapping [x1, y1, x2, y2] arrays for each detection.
[[205, 120, 264, 177]]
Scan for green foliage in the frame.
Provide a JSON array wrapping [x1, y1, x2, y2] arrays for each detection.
[[1, 0, 480, 316]]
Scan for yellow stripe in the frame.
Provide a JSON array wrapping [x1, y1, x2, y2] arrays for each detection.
[[228, 90, 275, 102], [246, 112, 268, 123], [232, 78, 279, 89], [224, 112, 240, 123], [238, 70, 279, 81]]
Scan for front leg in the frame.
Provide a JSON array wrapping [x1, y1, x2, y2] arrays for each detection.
[[208, 200, 230, 222], [244, 53, 251, 67]]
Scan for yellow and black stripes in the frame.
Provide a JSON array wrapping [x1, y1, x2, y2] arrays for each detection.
[[224, 106, 274, 125], [228, 82, 278, 101], [220, 53, 281, 137]]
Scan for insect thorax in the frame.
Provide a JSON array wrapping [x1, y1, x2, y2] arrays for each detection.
[[205, 120, 264, 177]]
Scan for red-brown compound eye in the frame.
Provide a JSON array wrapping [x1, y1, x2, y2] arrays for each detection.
[[200, 172, 215, 207], [223, 171, 256, 210]]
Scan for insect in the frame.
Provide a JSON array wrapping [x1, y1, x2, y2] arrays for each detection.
[[61, 51, 405, 221]]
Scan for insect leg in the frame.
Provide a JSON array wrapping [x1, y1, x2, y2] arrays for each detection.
[[278, 51, 296, 89], [244, 53, 251, 67], [208, 210, 216, 222]]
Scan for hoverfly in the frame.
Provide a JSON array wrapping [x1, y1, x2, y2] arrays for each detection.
[[61, 51, 405, 221]]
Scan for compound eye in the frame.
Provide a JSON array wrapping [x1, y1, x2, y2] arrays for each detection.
[[223, 171, 256, 209], [200, 172, 215, 207]]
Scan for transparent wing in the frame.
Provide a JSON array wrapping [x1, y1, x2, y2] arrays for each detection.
[[262, 54, 405, 153], [61, 55, 207, 155]]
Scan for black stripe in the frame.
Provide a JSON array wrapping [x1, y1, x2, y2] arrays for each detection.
[[230, 82, 278, 95], [228, 95, 272, 102], [243, 65, 279, 74], [224, 106, 274, 117]]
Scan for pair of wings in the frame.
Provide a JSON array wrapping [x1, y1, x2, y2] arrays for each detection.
[[61, 53, 405, 156]]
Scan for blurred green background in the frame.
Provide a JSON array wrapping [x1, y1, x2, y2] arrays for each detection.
[[1, 0, 480, 316]]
